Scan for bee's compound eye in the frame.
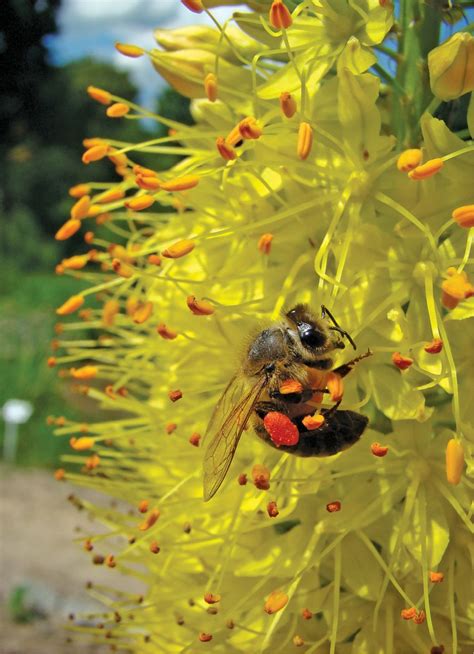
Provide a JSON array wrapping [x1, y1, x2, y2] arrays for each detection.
[[298, 323, 326, 348]]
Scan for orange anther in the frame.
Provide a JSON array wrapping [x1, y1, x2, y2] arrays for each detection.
[[264, 590, 289, 614], [396, 149, 423, 172], [204, 592, 221, 604], [371, 442, 389, 457], [279, 91, 297, 118], [165, 422, 177, 434], [71, 366, 98, 380], [106, 103, 130, 118], [105, 554, 116, 568], [112, 258, 135, 278], [186, 295, 214, 316], [160, 175, 200, 192], [452, 204, 474, 228], [85, 454, 100, 470], [87, 86, 112, 105], [216, 136, 237, 161], [293, 635, 305, 647], [70, 195, 91, 220], [238, 116, 262, 140], [78, 308, 92, 321], [136, 175, 161, 190], [157, 323, 178, 340], [424, 338, 443, 353], [168, 389, 183, 402], [138, 508, 160, 531], [429, 571, 444, 583], [47, 356, 56, 367], [69, 183, 91, 198], [297, 122, 313, 160], [70, 436, 95, 451], [125, 194, 155, 211], [132, 302, 153, 324], [446, 438, 464, 485], [326, 371, 344, 401], [55, 218, 81, 240], [238, 473, 248, 485], [198, 633, 213, 642], [302, 413, 325, 430], [138, 500, 149, 513], [83, 539, 93, 551], [392, 352, 414, 370], [251, 464, 271, 490], [115, 42, 144, 58], [84, 230, 94, 244], [82, 144, 109, 164], [301, 608, 313, 620], [258, 233, 273, 254], [150, 541, 160, 554], [412, 610, 426, 624], [97, 188, 125, 203], [126, 296, 140, 316], [326, 500, 341, 513], [54, 468, 65, 481], [267, 501, 279, 517], [133, 165, 158, 177], [61, 254, 90, 270], [102, 299, 120, 326], [148, 254, 162, 266], [441, 269, 474, 309], [401, 607, 417, 620], [204, 72, 218, 101], [269, 0, 293, 29], [408, 158, 444, 180], [56, 294, 84, 315], [189, 432, 201, 447], [162, 239, 195, 258]]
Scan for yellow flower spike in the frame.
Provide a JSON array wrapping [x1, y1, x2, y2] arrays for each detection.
[[132, 302, 153, 324], [124, 194, 155, 211], [181, 0, 203, 13], [258, 233, 273, 254], [186, 295, 214, 315], [452, 204, 474, 228], [87, 86, 112, 105], [82, 144, 109, 164], [216, 137, 237, 161], [162, 239, 196, 259], [112, 258, 135, 279], [239, 116, 262, 140], [55, 218, 81, 241], [297, 122, 313, 160], [96, 188, 125, 203], [102, 299, 120, 326], [61, 254, 90, 270], [106, 103, 130, 118], [56, 294, 84, 315], [69, 183, 91, 198], [326, 371, 344, 401], [279, 91, 297, 118], [264, 590, 289, 614], [160, 175, 200, 192], [157, 323, 178, 340], [428, 32, 474, 101], [408, 158, 444, 180], [204, 72, 218, 102], [70, 195, 91, 220], [396, 148, 423, 172], [115, 42, 145, 58], [445, 438, 464, 485], [269, 0, 293, 30], [71, 365, 98, 380], [70, 436, 95, 451]]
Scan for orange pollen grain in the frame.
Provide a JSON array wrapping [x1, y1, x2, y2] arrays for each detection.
[[429, 571, 444, 583], [452, 204, 474, 228], [204, 592, 221, 605], [401, 607, 417, 620], [87, 86, 112, 105], [138, 508, 160, 531], [204, 73, 218, 102], [408, 158, 444, 180], [181, 0, 204, 12], [264, 590, 289, 614], [326, 371, 344, 401], [189, 432, 201, 447], [162, 239, 195, 258], [326, 500, 341, 513], [280, 91, 297, 118], [198, 633, 213, 642], [138, 500, 149, 513], [160, 175, 200, 192], [97, 188, 125, 203], [302, 413, 325, 430], [445, 438, 464, 485], [238, 116, 262, 140], [106, 103, 130, 118], [391, 352, 414, 370], [56, 294, 84, 315], [297, 122, 313, 160], [267, 501, 279, 517], [168, 389, 183, 402], [279, 378, 303, 394], [269, 0, 293, 29], [70, 436, 95, 451], [157, 323, 178, 340], [133, 165, 158, 177], [78, 308, 92, 321], [216, 136, 237, 161], [424, 338, 443, 354], [55, 219, 81, 241], [82, 144, 109, 164], [132, 302, 153, 324], [371, 442, 389, 457], [258, 233, 273, 254], [396, 148, 423, 172], [69, 183, 91, 198], [186, 295, 214, 316], [115, 42, 145, 58], [125, 194, 155, 211]]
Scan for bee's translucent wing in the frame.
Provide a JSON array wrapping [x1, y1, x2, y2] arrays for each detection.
[[203, 372, 266, 501]]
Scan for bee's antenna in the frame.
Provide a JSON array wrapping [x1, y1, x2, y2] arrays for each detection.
[[321, 305, 357, 350]]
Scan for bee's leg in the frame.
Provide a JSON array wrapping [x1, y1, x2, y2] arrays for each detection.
[[332, 349, 372, 379], [321, 305, 357, 350]]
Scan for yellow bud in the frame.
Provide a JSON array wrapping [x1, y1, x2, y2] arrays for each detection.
[[445, 438, 464, 485], [428, 32, 474, 101], [204, 72, 218, 102], [269, 0, 293, 30]]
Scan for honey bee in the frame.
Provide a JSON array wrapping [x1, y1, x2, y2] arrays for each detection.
[[203, 304, 372, 501]]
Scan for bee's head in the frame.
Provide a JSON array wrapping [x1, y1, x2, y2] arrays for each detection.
[[285, 304, 340, 352]]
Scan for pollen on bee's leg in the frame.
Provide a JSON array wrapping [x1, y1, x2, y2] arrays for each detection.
[[278, 378, 303, 395], [251, 464, 271, 490], [263, 412, 299, 446], [302, 413, 325, 430], [264, 590, 288, 614], [326, 372, 344, 402], [267, 501, 279, 517]]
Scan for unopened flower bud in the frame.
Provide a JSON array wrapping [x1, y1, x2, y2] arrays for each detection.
[[428, 32, 474, 101]]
